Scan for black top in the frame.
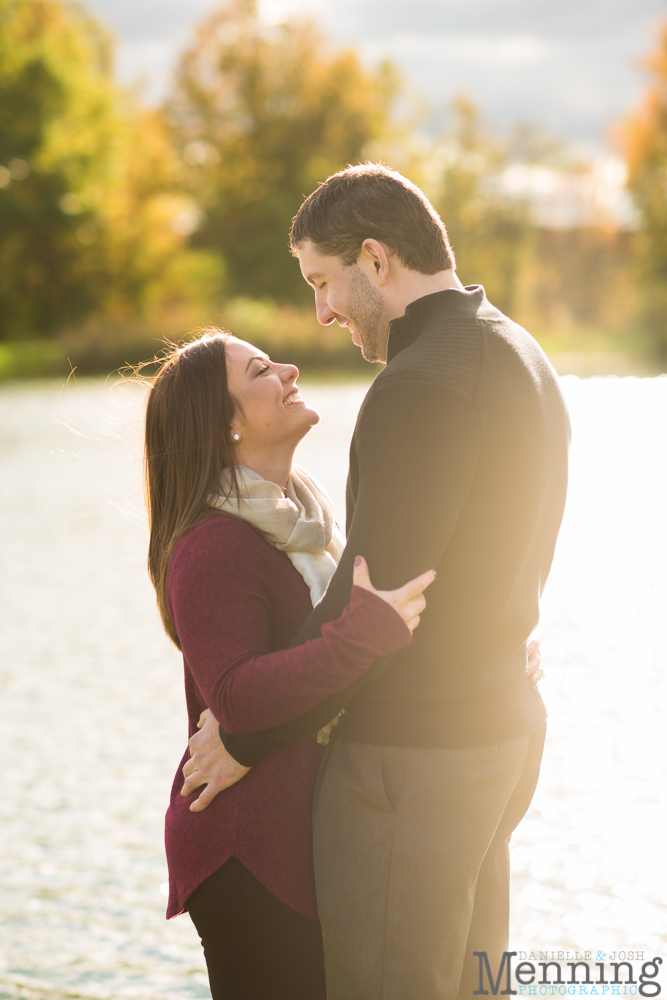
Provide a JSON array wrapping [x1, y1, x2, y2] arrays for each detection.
[[221, 286, 570, 766]]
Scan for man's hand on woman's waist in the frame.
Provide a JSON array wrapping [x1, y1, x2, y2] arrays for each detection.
[[181, 708, 250, 812]]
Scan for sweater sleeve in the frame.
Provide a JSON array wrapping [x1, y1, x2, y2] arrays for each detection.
[[220, 382, 480, 765], [168, 519, 412, 735]]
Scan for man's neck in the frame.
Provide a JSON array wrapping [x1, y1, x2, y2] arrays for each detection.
[[377, 268, 465, 363], [391, 267, 465, 321]]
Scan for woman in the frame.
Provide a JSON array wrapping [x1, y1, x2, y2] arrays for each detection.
[[144, 330, 436, 999]]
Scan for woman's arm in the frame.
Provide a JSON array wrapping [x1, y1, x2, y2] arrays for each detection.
[[169, 518, 414, 735], [186, 635, 543, 808], [219, 383, 480, 765]]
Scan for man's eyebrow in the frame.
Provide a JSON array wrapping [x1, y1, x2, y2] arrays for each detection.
[[245, 354, 268, 373]]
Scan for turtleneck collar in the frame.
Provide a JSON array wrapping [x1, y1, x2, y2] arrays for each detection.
[[385, 285, 486, 364]]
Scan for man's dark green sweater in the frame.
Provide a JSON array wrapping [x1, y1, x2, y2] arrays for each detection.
[[221, 286, 570, 766]]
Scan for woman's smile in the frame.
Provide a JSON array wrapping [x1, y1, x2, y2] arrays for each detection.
[[225, 338, 320, 462], [283, 387, 305, 406]]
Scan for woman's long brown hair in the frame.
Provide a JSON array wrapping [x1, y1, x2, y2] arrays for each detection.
[[144, 330, 239, 648]]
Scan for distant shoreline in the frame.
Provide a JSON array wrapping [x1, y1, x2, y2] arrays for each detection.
[[0, 340, 664, 382]]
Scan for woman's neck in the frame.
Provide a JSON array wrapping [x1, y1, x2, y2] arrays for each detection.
[[234, 444, 296, 491]]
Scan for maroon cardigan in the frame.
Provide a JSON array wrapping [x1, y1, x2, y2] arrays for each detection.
[[164, 515, 411, 919]]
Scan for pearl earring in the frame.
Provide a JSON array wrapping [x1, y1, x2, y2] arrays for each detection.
[[232, 432, 241, 443]]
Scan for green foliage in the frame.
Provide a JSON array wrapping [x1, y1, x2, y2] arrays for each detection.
[[0, 0, 221, 341], [523, 227, 636, 337], [432, 98, 534, 317], [430, 99, 637, 349], [625, 21, 667, 359], [218, 296, 366, 368], [0, 0, 113, 336], [166, 0, 399, 302], [0, 0, 658, 372], [0, 338, 68, 378]]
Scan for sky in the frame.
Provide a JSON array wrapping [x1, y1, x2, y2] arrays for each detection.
[[85, 0, 666, 148]]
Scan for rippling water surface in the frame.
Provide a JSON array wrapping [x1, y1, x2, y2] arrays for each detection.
[[0, 375, 666, 998]]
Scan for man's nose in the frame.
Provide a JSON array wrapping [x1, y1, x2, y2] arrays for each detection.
[[315, 294, 336, 326]]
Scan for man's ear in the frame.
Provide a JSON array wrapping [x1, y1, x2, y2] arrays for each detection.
[[359, 239, 390, 285]]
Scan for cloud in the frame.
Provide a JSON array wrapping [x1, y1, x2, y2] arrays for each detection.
[[363, 34, 549, 66], [87, 0, 665, 142], [292, 0, 665, 44], [88, 0, 219, 41]]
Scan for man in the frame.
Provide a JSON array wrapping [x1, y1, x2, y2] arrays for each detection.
[[185, 163, 570, 999]]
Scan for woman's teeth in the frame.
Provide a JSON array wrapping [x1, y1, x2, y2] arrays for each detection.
[[284, 390, 303, 406]]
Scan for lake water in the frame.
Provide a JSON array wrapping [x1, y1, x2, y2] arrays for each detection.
[[1, 375, 666, 999]]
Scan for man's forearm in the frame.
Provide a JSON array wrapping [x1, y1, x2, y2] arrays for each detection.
[[218, 724, 283, 766], [219, 640, 394, 764]]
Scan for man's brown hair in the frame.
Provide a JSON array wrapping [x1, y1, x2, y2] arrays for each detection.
[[290, 162, 455, 273]]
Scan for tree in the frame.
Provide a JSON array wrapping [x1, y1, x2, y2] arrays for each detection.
[[166, 0, 399, 301], [432, 98, 533, 318], [0, 0, 219, 341], [624, 21, 667, 360]]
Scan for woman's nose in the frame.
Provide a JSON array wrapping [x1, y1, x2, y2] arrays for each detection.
[[280, 363, 299, 381]]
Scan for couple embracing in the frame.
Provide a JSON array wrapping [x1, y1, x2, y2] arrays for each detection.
[[143, 164, 570, 999]]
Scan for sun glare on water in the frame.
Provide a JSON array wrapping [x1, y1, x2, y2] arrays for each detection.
[[0, 374, 665, 996]]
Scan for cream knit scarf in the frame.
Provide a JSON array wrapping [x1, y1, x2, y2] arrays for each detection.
[[209, 465, 346, 744], [210, 465, 345, 607]]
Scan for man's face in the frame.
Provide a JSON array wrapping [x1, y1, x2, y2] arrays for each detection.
[[298, 240, 391, 364]]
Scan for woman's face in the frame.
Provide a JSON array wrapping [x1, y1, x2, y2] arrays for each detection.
[[225, 338, 320, 451]]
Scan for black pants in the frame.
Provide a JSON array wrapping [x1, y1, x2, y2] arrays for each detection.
[[187, 857, 327, 1000]]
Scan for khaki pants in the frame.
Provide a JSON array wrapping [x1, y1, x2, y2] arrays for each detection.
[[313, 723, 546, 1000]]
